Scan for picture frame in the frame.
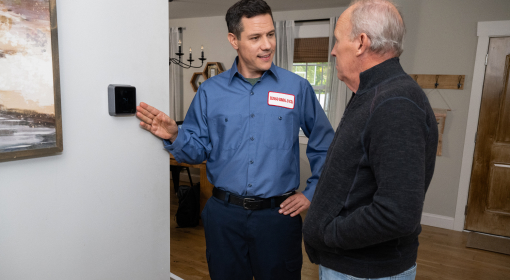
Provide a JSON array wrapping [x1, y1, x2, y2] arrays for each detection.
[[208, 64, 218, 78], [190, 62, 224, 92], [202, 62, 224, 79], [0, 0, 63, 161], [433, 108, 447, 156]]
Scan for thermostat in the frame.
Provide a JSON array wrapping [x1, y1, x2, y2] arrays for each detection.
[[108, 84, 136, 116]]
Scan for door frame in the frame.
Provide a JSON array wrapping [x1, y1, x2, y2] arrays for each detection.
[[454, 20, 510, 231]]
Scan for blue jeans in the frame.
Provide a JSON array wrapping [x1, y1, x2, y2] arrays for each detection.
[[319, 264, 417, 280]]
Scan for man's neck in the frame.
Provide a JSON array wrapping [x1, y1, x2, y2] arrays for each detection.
[[237, 59, 263, 79], [350, 53, 397, 92]]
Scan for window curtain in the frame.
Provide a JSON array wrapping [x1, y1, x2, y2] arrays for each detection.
[[323, 16, 351, 129], [274, 20, 295, 70], [169, 27, 183, 121]]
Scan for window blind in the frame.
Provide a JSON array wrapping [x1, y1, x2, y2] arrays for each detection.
[[293, 37, 329, 63]]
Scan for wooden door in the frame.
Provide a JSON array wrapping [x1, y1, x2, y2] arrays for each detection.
[[465, 37, 510, 237]]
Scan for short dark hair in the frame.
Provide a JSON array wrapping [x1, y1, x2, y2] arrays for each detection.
[[225, 0, 273, 39]]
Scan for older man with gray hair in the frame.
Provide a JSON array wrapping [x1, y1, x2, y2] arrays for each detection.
[[302, 0, 438, 279]]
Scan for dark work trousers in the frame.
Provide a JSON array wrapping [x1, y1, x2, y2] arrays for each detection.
[[201, 195, 303, 280]]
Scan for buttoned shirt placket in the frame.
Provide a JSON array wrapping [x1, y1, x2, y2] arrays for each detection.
[[246, 77, 259, 197]]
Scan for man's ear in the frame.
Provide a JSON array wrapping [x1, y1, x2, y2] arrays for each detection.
[[355, 33, 370, 56], [228, 33, 239, 50]]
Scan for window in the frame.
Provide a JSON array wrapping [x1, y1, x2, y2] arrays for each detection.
[[292, 63, 329, 114], [292, 36, 330, 115]]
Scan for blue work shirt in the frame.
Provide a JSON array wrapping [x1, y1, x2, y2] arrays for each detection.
[[165, 58, 334, 202]]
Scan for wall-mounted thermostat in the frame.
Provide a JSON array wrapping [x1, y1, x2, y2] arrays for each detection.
[[108, 84, 136, 116]]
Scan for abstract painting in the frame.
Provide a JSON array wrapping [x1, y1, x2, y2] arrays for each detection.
[[0, 0, 62, 161]]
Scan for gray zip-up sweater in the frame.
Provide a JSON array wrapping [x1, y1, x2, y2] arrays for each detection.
[[303, 58, 438, 278]]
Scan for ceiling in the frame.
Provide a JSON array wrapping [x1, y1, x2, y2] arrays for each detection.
[[168, 0, 351, 19]]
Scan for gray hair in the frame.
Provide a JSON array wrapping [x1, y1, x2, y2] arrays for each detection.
[[349, 0, 405, 56]]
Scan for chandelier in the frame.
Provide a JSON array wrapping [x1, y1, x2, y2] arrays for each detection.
[[169, 40, 206, 69]]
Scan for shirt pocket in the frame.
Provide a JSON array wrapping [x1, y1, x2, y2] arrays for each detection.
[[211, 114, 242, 150], [263, 114, 293, 149]]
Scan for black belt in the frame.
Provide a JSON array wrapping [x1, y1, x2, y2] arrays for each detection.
[[212, 187, 295, 210]]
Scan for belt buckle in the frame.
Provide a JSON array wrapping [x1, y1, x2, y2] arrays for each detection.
[[243, 198, 257, 210]]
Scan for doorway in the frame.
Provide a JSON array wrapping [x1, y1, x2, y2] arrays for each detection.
[[465, 36, 510, 238], [455, 21, 510, 233]]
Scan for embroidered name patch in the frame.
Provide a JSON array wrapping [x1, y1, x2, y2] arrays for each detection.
[[267, 91, 295, 109]]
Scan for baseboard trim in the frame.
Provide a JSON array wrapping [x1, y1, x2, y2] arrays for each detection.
[[421, 212, 454, 230], [467, 231, 510, 255], [170, 273, 184, 280]]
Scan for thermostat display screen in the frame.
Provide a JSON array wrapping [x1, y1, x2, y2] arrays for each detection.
[[115, 87, 136, 114]]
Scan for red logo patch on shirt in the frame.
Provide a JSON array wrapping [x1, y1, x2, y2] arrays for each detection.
[[267, 91, 295, 109]]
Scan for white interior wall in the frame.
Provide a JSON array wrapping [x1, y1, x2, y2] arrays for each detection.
[[295, 21, 330, 38], [169, 0, 510, 229], [0, 1, 170, 279]]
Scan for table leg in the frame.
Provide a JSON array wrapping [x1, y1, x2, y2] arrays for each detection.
[[170, 166, 183, 194]]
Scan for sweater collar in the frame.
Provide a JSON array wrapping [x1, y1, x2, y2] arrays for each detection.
[[356, 57, 405, 95]]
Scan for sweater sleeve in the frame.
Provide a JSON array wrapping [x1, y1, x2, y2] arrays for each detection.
[[323, 97, 429, 250]]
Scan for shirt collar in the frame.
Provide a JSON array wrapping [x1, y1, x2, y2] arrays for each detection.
[[228, 56, 279, 85]]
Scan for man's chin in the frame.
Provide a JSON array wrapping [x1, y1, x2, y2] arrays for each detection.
[[265, 58, 275, 66], [255, 62, 272, 72]]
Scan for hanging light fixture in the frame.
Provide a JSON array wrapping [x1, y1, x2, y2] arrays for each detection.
[[169, 39, 206, 69]]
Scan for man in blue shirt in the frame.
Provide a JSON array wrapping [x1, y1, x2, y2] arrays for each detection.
[[137, 0, 333, 279]]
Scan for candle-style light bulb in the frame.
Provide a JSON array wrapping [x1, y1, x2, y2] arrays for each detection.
[[201, 45, 204, 51], [177, 40, 182, 55], [189, 47, 192, 53]]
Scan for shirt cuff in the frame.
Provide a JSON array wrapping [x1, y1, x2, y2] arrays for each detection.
[[301, 187, 315, 202], [163, 128, 185, 159]]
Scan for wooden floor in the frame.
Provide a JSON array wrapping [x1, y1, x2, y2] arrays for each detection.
[[170, 182, 510, 280]]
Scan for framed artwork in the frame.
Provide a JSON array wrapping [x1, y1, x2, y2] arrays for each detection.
[[202, 62, 224, 79], [0, 0, 63, 161], [433, 108, 447, 156], [208, 64, 217, 78], [190, 62, 224, 92]]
